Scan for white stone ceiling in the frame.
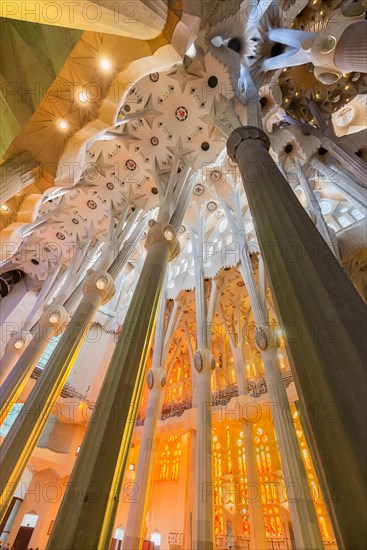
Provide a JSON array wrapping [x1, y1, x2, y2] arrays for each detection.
[[0, 1, 366, 300]]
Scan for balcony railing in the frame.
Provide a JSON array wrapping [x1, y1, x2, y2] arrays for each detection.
[[31, 365, 294, 425]]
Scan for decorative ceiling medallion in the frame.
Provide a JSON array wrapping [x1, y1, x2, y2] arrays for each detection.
[[149, 72, 160, 82], [194, 351, 203, 372], [194, 184, 205, 196], [175, 106, 188, 121], [125, 159, 137, 171], [179, 225, 186, 233], [210, 170, 222, 182], [56, 232, 65, 240], [207, 201, 217, 212], [237, 281, 245, 287], [215, 210, 223, 218], [107, 182, 114, 190], [147, 370, 154, 389], [87, 200, 97, 210], [72, 218, 80, 225], [150, 136, 159, 146]]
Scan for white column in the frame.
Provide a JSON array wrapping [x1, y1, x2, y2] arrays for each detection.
[[242, 421, 267, 550]]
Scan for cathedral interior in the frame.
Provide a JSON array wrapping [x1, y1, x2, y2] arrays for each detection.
[[0, 1, 366, 549]]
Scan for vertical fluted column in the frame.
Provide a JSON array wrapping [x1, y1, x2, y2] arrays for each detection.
[[242, 421, 267, 550], [227, 126, 367, 550], [0, 305, 69, 425], [295, 160, 339, 258], [122, 373, 162, 550], [0, 270, 115, 521], [193, 348, 215, 550], [223, 193, 323, 548], [46, 221, 179, 550], [123, 290, 182, 550], [335, 21, 367, 73], [310, 159, 366, 211], [0, 153, 38, 204], [184, 428, 196, 550]]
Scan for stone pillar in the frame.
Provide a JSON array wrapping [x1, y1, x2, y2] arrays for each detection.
[[46, 222, 179, 550], [223, 194, 323, 549], [122, 367, 164, 550], [0, 304, 69, 425], [0, 497, 22, 544], [184, 428, 196, 550], [242, 421, 267, 550], [193, 348, 215, 550], [335, 20, 367, 74], [0, 270, 115, 522], [0, 330, 33, 386], [227, 126, 367, 550], [0, 153, 38, 204]]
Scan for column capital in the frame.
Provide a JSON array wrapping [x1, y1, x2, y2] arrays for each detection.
[[83, 270, 115, 305], [227, 127, 270, 161], [5, 330, 33, 355], [145, 220, 180, 261], [39, 304, 70, 336]]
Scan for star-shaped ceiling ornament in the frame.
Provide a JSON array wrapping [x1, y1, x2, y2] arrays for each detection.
[[167, 63, 202, 93], [82, 151, 114, 181]]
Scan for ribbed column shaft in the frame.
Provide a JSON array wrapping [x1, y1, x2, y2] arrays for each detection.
[[0, 314, 66, 425], [0, 293, 103, 521], [122, 383, 161, 550], [193, 356, 214, 550], [261, 346, 323, 549], [0, 153, 38, 204], [311, 159, 366, 211], [227, 126, 367, 550], [242, 421, 267, 550], [46, 241, 171, 550], [334, 21, 367, 73]]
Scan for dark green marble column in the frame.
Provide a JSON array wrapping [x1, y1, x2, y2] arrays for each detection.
[[227, 126, 367, 550]]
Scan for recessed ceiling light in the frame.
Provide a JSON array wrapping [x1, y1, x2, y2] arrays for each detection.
[[1, 204, 9, 211], [78, 90, 88, 103], [58, 120, 68, 131], [100, 58, 111, 71]]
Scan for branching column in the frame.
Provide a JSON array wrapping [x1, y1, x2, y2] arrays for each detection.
[[294, 160, 339, 259], [242, 421, 267, 550], [0, 304, 69, 425], [220, 302, 267, 549], [227, 126, 367, 550], [0, 270, 115, 521], [123, 292, 183, 550], [0, 153, 38, 204], [46, 221, 179, 550], [46, 151, 194, 549], [190, 220, 222, 550], [222, 193, 323, 549]]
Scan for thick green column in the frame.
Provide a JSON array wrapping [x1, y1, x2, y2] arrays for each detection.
[[46, 221, 179, 550], [227, 126, 367, 550]]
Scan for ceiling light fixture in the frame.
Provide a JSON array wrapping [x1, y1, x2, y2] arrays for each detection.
[[100, 58, 111, 71], [58, 120, 68, 131]]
